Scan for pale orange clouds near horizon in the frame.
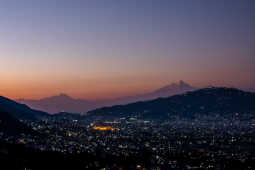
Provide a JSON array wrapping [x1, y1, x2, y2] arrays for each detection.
[[1, 75, 253, 100], [0, 0, 254, 100]]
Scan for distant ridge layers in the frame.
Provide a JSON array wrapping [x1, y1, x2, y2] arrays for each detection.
[[88, 87, 255, 119], [17, 81, 196, 114]]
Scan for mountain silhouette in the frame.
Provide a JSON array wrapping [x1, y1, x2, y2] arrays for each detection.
[[134, 80, 196, 99], [17, 94, 97, 114], [88, 87, 255, 119], [100, 80, 197, 107], [17, 81, 196, 114], [0, 96, 49, 120]]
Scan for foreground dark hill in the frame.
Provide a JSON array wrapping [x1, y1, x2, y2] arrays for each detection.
[[0, 96, 49, 120], [88, 87, 255, 119], [0, 109, 34, 137]]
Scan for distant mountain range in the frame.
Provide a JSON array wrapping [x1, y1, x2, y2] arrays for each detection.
[[88, 87, 255, 119], [105, 80, 197, 106], [17, 80, 197, 114], [1, 86, 255, 125], [17, 94, 97, 114]]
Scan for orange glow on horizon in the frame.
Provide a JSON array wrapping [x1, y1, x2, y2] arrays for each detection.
[[0, 76, 169, 100], [0, 73, 251, 100]]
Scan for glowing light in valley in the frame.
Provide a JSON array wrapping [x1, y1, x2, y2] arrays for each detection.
[[92, 126, 120, 131]]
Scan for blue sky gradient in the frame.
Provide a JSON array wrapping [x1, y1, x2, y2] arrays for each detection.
[[0, 0, 254, 99]]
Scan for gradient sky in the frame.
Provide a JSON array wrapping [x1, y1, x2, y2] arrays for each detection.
[[0, 0, 255, 100]]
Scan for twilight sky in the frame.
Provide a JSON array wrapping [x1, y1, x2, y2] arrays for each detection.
[[0, 0, 255, 100]]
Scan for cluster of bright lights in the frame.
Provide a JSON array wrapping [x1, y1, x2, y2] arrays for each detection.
[[92, 126, 119, 131]]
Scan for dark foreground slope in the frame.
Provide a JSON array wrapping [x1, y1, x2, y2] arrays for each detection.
[[88, 87, 255, 119], [0, 109, 35, 137], [0, 141, 254, 170], [0, 96, 49, 120]]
